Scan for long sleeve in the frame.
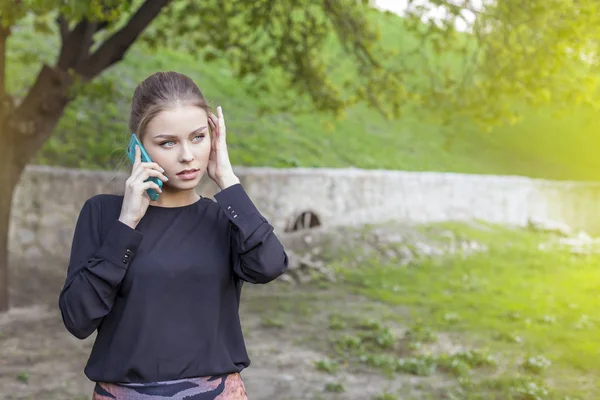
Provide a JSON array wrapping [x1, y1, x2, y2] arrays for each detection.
[[214, 183, 288, 284], [58, 197, 143, 339]]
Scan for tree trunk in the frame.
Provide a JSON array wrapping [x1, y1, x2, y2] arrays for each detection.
[[0, 65, 73, 312], [0, 1, 172, 312], [0, 153, 19, 311]]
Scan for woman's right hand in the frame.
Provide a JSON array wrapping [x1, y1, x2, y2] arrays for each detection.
[[118, 145, 168, 229]]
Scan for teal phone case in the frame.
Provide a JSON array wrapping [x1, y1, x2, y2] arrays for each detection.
[[126, 134, 163, 201]]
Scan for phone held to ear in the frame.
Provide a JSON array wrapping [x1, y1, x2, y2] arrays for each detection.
[[126, 134, 163, 201]]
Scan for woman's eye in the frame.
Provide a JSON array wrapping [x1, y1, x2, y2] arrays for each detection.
[[159, 135, 203, 147]]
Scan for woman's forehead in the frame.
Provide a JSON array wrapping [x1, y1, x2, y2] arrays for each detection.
[[148, 106, 208, 134]]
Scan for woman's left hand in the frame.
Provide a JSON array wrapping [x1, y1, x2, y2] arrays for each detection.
[[208, 106, 240, 190]]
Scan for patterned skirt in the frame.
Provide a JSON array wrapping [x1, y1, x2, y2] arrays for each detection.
[[92, 372, 248, 400]]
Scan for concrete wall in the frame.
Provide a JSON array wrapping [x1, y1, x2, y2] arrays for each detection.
[[9, 165, 600, 261]]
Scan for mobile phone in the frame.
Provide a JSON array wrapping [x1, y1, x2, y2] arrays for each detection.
[[126, 134, 163, 201]]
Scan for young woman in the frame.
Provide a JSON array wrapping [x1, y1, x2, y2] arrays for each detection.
[[58, 71, 289, 400]]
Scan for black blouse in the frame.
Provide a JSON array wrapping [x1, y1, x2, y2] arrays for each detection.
[[58, 183, 289, 383]]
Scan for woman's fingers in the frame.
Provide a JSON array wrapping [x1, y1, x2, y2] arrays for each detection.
[[217, 106, 224, 124], [208, 112, 218, 128], [209, 109, 225, 132], [138, 162, 164, 173], [208, 107, 227, 155], [134, 167, 169, 183], [133, 145, 141, 169], [208, 117, 219, 152], [132, 161, 164, 176], [130, 162, 168, 184], [217, 106, 226, 139], [140, 180, 163, 194], [208, 117, 216, 136]]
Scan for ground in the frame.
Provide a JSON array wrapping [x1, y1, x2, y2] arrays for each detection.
[[2, 222, 599, 400], [0, 255, 423, 400]]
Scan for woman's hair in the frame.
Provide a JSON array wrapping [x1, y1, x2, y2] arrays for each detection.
[[129, 71, 211, 141]]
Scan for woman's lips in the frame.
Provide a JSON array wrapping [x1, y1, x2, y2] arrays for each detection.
[[176, 169, 199, 180]]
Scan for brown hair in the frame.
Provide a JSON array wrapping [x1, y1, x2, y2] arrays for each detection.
[[129, 71, 211, 142]]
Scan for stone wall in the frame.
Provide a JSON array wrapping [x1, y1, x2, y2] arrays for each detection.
[[9, 165, 600, 261]]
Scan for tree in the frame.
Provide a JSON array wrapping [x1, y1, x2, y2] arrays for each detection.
[[398, 0, 600, 129], [0, 0, 407, 312], [1, 0, 599, 311]]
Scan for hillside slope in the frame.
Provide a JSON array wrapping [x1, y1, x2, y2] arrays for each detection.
[[8, 10, 600, 181]]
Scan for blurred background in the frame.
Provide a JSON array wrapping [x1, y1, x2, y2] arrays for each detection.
[[1, 0, 600, 399]]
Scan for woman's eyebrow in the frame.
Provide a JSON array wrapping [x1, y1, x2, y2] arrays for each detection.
[[153, 126, 208, 139]]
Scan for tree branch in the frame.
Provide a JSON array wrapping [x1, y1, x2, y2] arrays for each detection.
[[323, 0, 381, 68], [57, 14, 69, 43], [75, 20, 99, 70], [0, 26, 8, 100], [75, 0, 171, 81], [57, 18, 96, 70]]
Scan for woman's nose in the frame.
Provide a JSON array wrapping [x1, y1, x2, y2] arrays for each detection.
[[179, 145, 195, 162]]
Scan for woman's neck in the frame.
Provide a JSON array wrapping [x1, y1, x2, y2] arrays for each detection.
[[149, 188, 201, 208]]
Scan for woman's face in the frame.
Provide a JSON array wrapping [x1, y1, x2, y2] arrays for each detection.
[[142, 105, 211, 192]]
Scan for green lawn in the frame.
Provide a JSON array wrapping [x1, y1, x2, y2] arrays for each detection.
[[335, 223, 600, 399]]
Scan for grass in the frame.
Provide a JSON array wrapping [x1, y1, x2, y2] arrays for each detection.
[[242, 219, 597, 398], [6, 11, 600, 181], [334, 222, 600, 398], [7, 220, 589, 399]]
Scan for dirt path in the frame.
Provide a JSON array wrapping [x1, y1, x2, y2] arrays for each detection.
[[0, 258, 416, 400]]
